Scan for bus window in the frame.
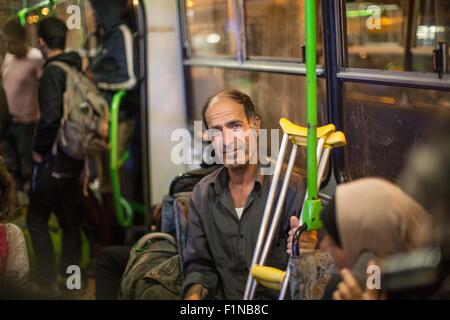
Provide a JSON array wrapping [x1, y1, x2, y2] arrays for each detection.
[[245, 0, 323, 63], [185, 0, 236, 58], [187, 67, 328, 170], [83, 0, 97, 55], [413, 0, 450, 72], [343, 82, 449, 180], [345, 0, 450, 73], [53, 0, 84, 53]]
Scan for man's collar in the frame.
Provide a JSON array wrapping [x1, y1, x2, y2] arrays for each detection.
[[210, 166, 264, 196]]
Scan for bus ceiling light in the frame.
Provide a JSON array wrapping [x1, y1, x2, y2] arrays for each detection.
[[206, 33, 221, 44], [26, 14, 40, 24]]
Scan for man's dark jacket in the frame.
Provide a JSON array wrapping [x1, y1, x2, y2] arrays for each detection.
[[35, 51, 83, 174]]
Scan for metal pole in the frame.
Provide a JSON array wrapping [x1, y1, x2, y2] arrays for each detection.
[[243, 133, 289, 299], [248, 144, 298, 299], [305, 0, 318, 202], [301, 138, 325, 225]]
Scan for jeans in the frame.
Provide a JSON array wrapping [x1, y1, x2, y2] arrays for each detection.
[[3, 122, 35, 190], [95, 246, 131, 300], [27, 157, 82, 284]]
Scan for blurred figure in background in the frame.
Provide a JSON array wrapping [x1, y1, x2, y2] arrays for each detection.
[[0, 155, 29, 288], [89, 0, 138, 98], [395, 120, 450, 299], [1, 20, 43, 203], [328, 120, 450, 300], [306, 178, 432, 300], [27, 18, 83, 298], [87, 0, 140, 246]]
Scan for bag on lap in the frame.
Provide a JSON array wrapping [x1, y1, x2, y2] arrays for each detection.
[[119, 232, 181, 300]]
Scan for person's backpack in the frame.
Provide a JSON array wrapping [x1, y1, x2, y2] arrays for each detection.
[[119, 232, 181, 300], [48, 61, 109, 161]]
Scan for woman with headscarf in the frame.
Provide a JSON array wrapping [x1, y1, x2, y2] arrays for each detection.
[[316, 178, 432, 300]]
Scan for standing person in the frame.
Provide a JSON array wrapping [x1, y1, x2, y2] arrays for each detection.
[[27, 17, 83, 297], [1, 20, 43, 199], [85, 0, 140, 246], [89, 0, 138, 97]]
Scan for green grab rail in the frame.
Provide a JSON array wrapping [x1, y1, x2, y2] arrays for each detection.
[[110, 91, 145, 227], [302, 0, 323, 231], [110, 90, 134, 228]]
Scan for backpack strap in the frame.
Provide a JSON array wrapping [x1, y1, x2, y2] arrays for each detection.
[[136, 233, 176, 250], [47, 61, 75, 75], [47, 61, 80, 124]]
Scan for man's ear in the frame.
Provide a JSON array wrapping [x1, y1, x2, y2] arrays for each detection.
[[251, 115, 262, 130], [38, 37, 45, 48]]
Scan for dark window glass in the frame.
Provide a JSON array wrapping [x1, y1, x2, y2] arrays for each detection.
[[343, 82, 450, 180], [245, 0, 324, 63]]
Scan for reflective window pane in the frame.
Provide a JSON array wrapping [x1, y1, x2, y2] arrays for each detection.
[[185, 0, 236, 57], [343, 82, 450, 180], [345, 0, 450, 72], [188, 67, 327, 170], [54, 0, 84, 52], [245, 0, 323, 63], [83, 0, 98, 52]]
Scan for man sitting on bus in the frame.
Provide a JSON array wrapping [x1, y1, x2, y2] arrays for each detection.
[[181, 89, 304, 300]]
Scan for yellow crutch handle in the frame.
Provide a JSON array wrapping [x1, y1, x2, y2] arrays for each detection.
[[324, 131, 347, 149], [251, 265, 286, 290]]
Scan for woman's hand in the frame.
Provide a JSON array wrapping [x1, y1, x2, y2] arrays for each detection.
[[332, 267, 383, 300]]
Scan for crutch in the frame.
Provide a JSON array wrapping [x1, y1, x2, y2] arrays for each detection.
[[243, 121, 346, 300], [243, 119, 335, 300], [244, 0, 341, 300], [278, 130, 346, 300]]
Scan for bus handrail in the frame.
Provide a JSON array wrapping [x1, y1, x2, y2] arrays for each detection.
[[110, 90, 134, 228]]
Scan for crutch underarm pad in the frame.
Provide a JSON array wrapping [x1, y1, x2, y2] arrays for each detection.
[[280, 118, 335, 139], [251, 265, 286, 290], [325, 131, 347, 148]]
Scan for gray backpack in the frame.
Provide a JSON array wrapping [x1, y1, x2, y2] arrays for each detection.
[[49, 61, 109, 161]]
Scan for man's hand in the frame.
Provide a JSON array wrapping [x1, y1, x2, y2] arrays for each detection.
[[98, 119, 109, 138], [184, 284, 209, 300], [32, 152, 43, 164], [85, 69, 94, 81], [332, 267, 383, 300], [287, 216, 318, 256]]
